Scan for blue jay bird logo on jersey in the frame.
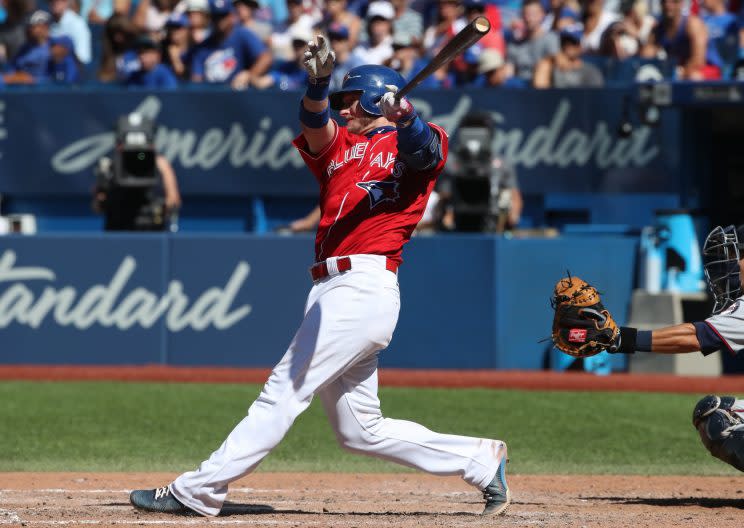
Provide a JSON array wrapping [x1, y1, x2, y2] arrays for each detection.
[[356, 180, 399, 208]]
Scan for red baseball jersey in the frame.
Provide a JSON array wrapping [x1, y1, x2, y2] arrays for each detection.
[[293, 121, 449, 266]]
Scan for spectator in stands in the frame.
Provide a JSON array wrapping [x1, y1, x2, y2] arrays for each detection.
[[252, 24, 309, 88], [534, 27, 604, 86], [476, 47, 525, 86], [132, 0, 182, 35], [190, 0, 272, 89], [579, 0, 620, 54], [423, 0, 466, 59], [233, 0, 273, 43], [125, 35, 179, 87], [49, 0, 92, 64], [619, 0, 655, 48], [493, 0, 523, 31], [46, 34, 79, 83], [541, 0, 579, 32], [0, 0, 35, 61], [79, 0, 114, 25], [322, 0, 362, 47], [464, 0, 505, 54], [98, 14, 139, 82], [642, 0, 708, 79], [385, 32, 445, 85], [7, 10, 52, 84], [327, 22, 364, 90], [186, 0, 211, 45], [391, 0, 423, 45], [162, 12, 191, 79], [506, 0, 559, 81], [352, 1, 395, 64], [271, 0, 315, 61], [700, 0, 739, 77], [599, 20, 641, 58]]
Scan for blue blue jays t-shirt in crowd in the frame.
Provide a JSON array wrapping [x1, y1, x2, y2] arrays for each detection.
[[270, 60, 307, 90], [46, 55, 79, 84], [703, 12, 739, 70], [12, 42, 50, 79], [191, 27, 266, 83], [117, 50, 141, 81], [125, 64, 178, 88]]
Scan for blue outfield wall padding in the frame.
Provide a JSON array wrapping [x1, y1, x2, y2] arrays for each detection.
[[0, 233, 636, 369]]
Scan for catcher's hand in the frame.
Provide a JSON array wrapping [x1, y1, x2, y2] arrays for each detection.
[[303, 35, 335, 80], [551, 275, 620, 358]]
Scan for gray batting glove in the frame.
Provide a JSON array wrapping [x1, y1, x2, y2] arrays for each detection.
[[303, 35, 336, 80]]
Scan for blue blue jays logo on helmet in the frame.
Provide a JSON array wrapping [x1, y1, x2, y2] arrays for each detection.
[[356, 180, 399, 208]]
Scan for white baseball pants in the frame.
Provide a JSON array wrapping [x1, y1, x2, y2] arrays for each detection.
[[171, 254, 506, 516]]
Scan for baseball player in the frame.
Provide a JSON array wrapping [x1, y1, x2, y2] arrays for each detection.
[[129, 35, 510, 517], [558, 224, 744, 472]]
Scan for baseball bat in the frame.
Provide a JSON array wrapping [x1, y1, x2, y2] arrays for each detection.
[[394, 16, 491, 101]]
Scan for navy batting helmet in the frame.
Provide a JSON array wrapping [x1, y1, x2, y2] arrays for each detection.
[[329, 65, 406, 116]]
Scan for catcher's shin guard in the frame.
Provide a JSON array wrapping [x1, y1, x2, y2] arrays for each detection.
[[693, 395, 744, 472]]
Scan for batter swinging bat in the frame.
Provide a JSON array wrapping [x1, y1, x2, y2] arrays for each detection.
[[395, 16, 491, 101]]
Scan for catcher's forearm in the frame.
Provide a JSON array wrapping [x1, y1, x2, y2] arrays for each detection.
[[619, 323, 701, 354]]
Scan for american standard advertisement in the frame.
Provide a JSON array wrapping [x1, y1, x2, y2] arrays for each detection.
[[0, 88, 673, 196], [0, 250, 252, 332]]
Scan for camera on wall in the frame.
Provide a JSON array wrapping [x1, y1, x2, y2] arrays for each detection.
[[94, 113, 167, 231], [450, 112, 511, 232]]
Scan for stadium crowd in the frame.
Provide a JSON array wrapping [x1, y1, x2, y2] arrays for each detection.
[[1, 0, 743, 88]]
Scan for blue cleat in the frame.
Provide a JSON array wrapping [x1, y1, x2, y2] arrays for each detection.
[[482, 458, 510, 516], [129, 485, 197, 515]]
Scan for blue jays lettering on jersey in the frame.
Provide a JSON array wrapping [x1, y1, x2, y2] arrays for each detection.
[[117, 50, 141, 81], [293, 121, 449, 265], [191, 26, 265, 83], [46, 54, 79, 83]]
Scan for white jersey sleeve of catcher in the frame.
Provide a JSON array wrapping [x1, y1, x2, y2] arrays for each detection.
[[704, 296, 744, 355]]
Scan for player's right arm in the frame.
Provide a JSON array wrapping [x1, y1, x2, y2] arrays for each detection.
[[614, 303, 744, 356], [299, 35, 336, 154]]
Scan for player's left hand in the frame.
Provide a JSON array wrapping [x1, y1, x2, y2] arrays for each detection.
[[303, 35, 335, 80], [378, 85, 415, 124]]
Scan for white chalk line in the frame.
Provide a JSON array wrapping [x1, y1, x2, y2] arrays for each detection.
[[0, 488, 470, 497], [0, 508, 22, 524], [0, 520, 324, 526]]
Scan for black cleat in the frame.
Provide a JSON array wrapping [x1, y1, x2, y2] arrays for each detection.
[[130, 485, 198, 515]]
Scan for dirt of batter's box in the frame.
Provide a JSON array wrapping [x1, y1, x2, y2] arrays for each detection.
[[0, 472, 742, 528]]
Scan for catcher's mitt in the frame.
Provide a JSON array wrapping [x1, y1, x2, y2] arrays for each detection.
[[551, 275, 620, 358]]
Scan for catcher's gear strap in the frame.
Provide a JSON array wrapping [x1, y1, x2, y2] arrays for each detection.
[[693, 321, 728, 356], [693, 395, 744, 472], [617, 327, 652, 354]]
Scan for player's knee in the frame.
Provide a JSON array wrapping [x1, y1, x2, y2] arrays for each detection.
[[693, 395, 744, 472], [333, 414, 383, 452]]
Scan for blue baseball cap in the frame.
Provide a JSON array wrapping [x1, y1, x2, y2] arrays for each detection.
[[209, 0, 234, 16], [165, 12, 190, 27], [327, 22, 349, 40], [464, 0, 486, 10], [559, 27, 583, 44], [49, 35, 75, 51]]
